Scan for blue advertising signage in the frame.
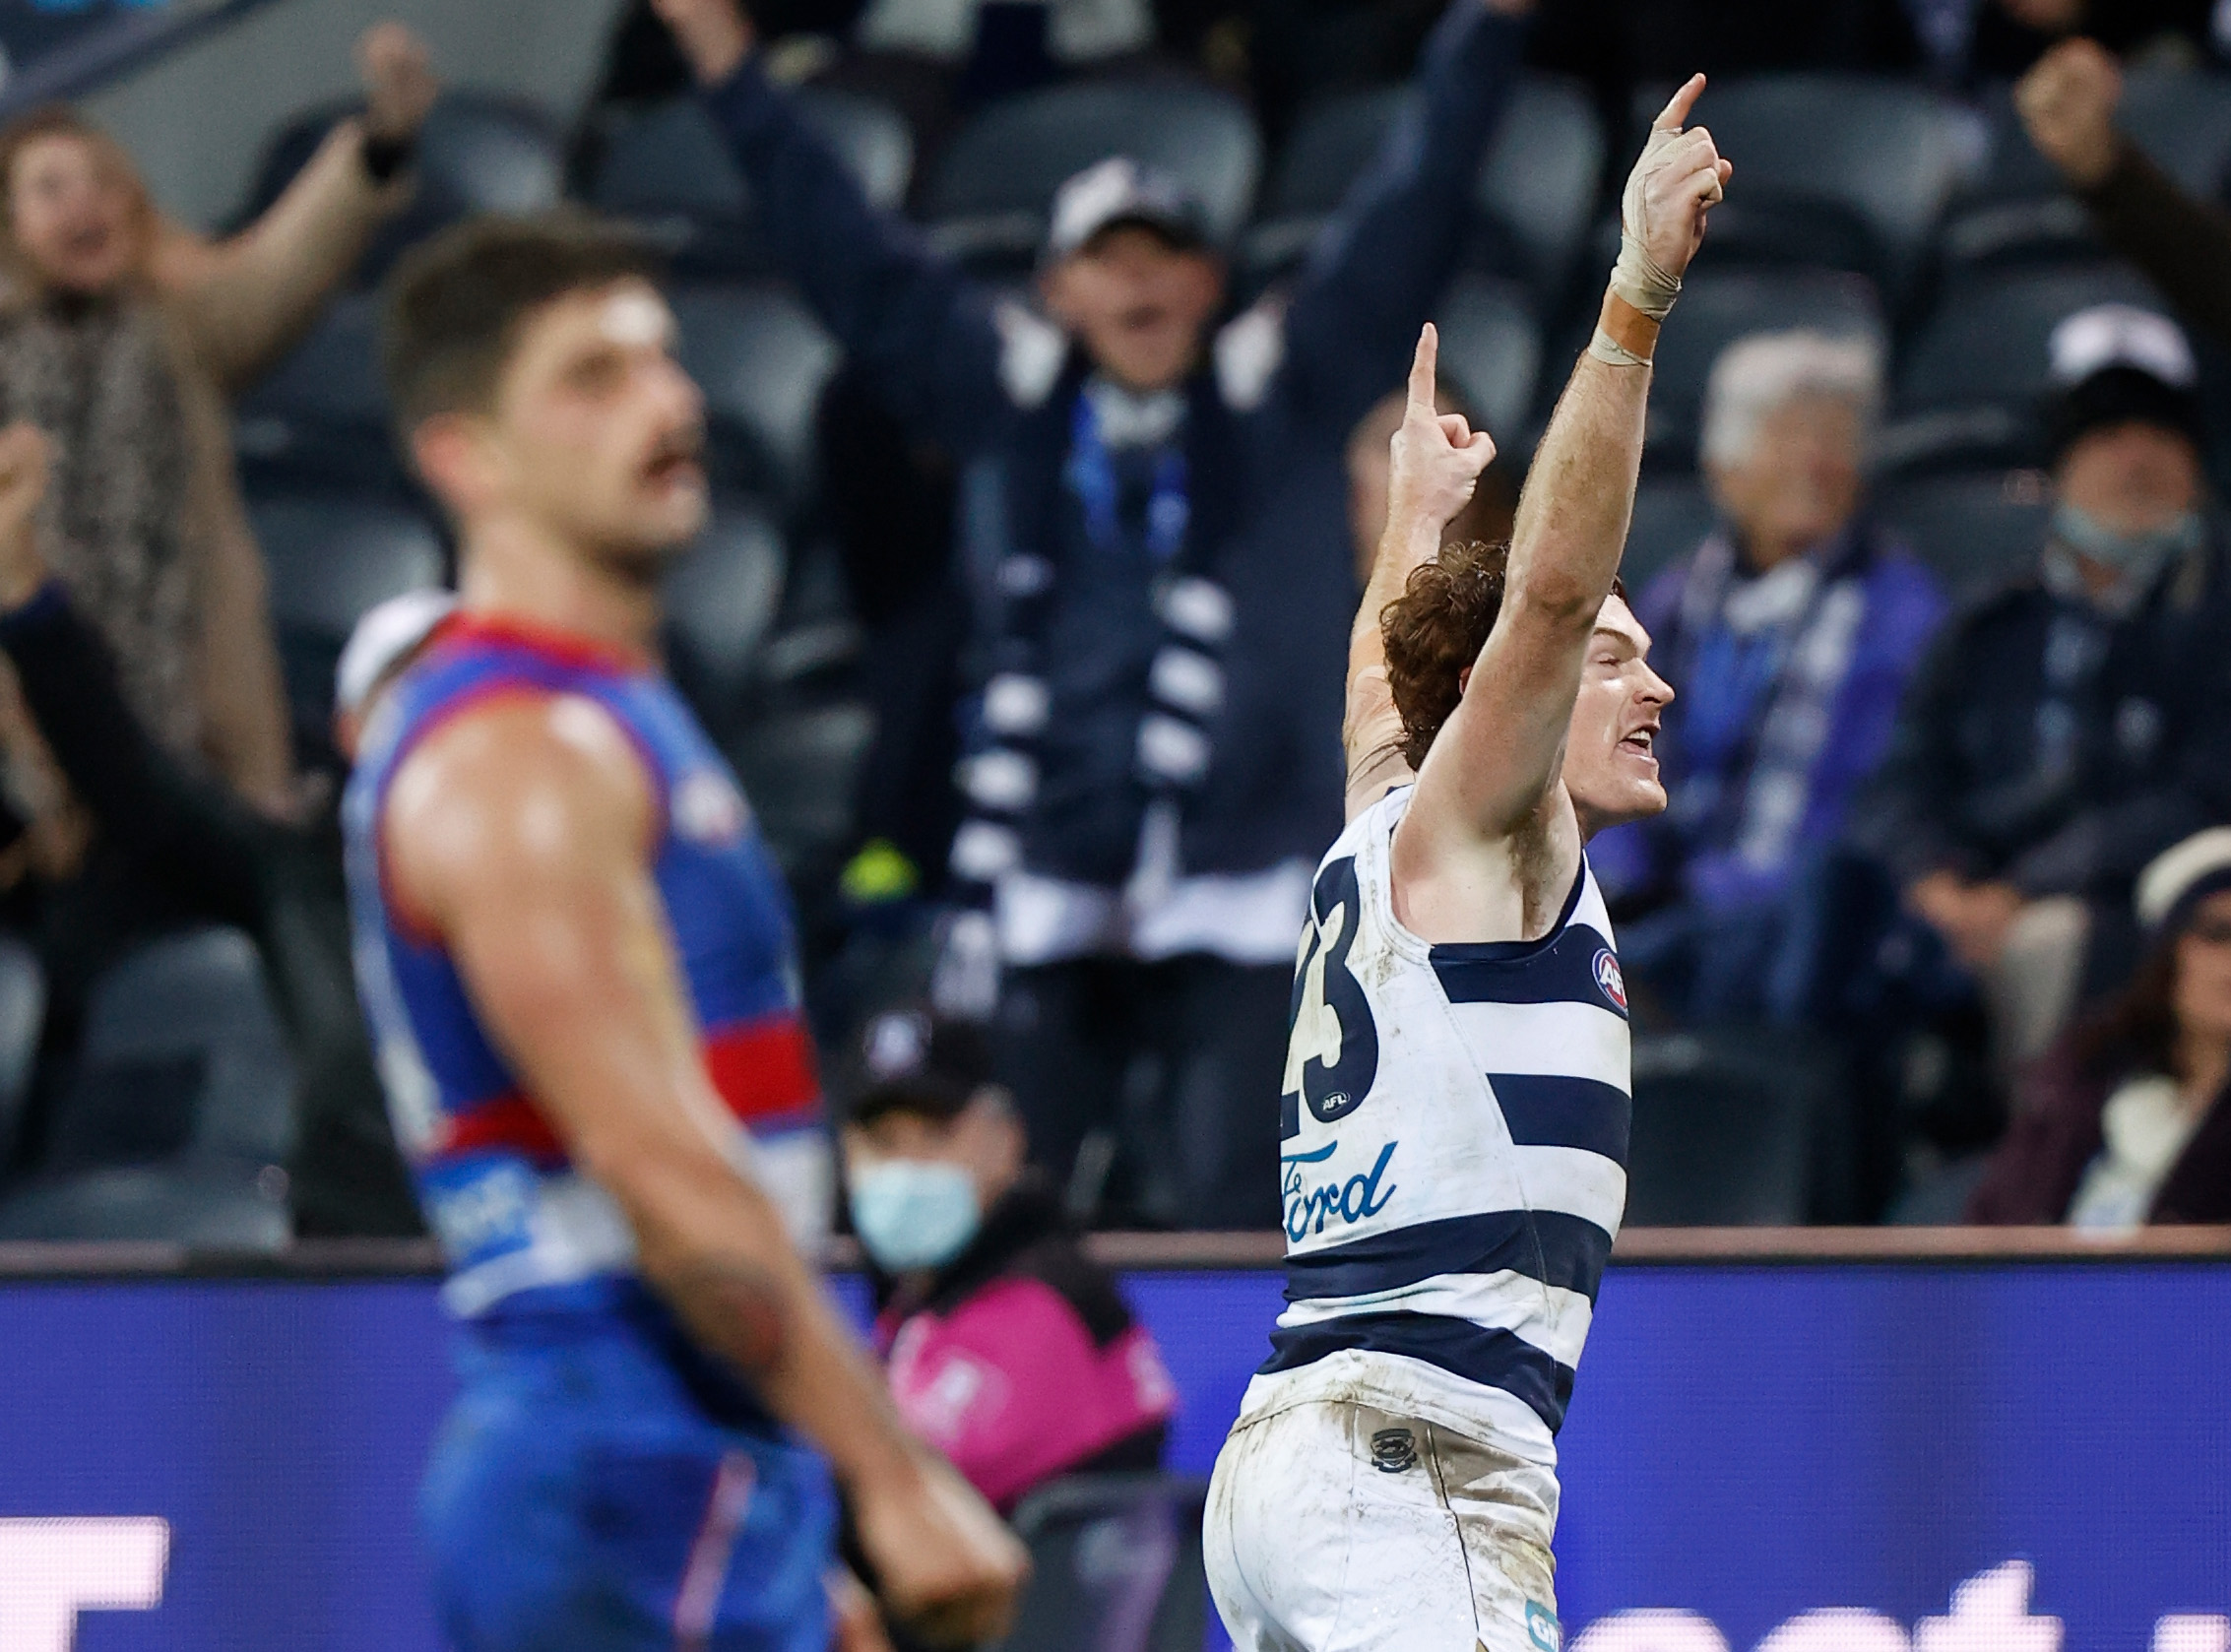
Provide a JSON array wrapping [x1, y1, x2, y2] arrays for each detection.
[[0, 1261, 2224, 1651]]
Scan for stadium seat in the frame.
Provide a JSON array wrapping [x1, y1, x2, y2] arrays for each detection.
[[70, 927, 296, 1173], [591, 89, 914, 275], [1474, 73, 1608, 298], [250, 493, 446, 748], [925, 80, 1260, 274], [234, 293, 399, 494], [0, 1164, 290, 1247], [1942, 71, 2231, 274], [2121, 67, 2231, 200], [1625, 1029, 1849, 1225], [1433, 275, 1539, 444], [662, 502, 787, 717], [729, 700, 875, 874], [1623, 477, 1717, 594], [1877, 470, 2051, 602], [4, 927, 299, 1242], [1243, 75, 1603, 300], [671, 285, 843, 510], [1646, 269, 1885, 462], [0, 937, 43, 1171], [237, 92, 563, 281], [1670, 75, 1982, 296], [994, 1474, 1208, 1652], [1887, 266, 2164, 471]]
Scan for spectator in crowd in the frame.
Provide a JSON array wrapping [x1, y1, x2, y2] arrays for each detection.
[[1587, 331, 1944, 1023], [1852, 305, 2231, 1075], [0, 22, 437, 813], [2017, 35, 2231, 348], [0, 419, 423, 1232], [844, 1008, 1175, 1512], [1968, 827, 2231, 1227], [1344, 377, 1513, 588], [654, 0, 1534, 1228]]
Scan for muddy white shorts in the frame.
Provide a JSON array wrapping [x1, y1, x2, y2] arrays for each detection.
[[1204, 1398, 1562, 1652]]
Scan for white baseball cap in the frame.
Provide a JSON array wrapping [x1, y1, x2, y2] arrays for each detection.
[[2135, 827, 2231, 932], [335, 588, 457, 719]]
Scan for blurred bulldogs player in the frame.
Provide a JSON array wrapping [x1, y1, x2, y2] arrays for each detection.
[[1205, 79, 1728, 1652], [346, 213, 1024, 1651]]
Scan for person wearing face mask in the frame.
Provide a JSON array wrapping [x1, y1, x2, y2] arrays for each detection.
[[844, 1009, 1175, 1515], [1584, 331, 1944, 1024], [1853, 304, 2231, 1079]]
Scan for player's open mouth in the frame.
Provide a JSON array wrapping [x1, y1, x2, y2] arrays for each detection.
[[641, 431, 704, 490], [1619, 727, 1657, 759]]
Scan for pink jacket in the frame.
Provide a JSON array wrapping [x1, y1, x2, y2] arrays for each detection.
[[873, 1191, 1176, 1512]]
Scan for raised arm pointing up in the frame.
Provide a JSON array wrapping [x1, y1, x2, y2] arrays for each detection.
[[1381, 75, 1723, 945]]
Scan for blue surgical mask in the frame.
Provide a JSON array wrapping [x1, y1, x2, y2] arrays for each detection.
[[2050, 501, 2202, 585], [848, 1161, 982, 1274]]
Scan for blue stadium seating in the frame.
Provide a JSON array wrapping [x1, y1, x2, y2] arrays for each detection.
[[924, 79, 1261, 275], [0, 929, 296, 1248], [590, 88, 915, 275], [670, 285, 843, 512], [1432, 273, 1540, 443], [1887, 265, 2166, 471]]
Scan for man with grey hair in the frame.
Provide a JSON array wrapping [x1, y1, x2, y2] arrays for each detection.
[[1589, 328, 1944, 1021]]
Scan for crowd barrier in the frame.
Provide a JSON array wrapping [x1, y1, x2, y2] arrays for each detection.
[[1, 1229, 2226, 1652]]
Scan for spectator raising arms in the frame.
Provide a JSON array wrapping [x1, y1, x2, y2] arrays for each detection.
[[1590, 331, 1944, 1024], [1853, 305, 2231, 1074], [843, 1010, 1175, 1514], [0, 22, 437, 812], [1969, 828, 2231, 1229], [654, 0, 1536, 1229], [2017, 35, 2231, 347]]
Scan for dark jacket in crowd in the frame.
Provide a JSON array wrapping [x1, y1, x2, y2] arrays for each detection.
[[0, 584, 419, 1234], [1851, 536, 2231, 903], [1967, 1035, 2231, 1224], [870, 1176, 1174, 1513], [699, 1, 1526, 888]]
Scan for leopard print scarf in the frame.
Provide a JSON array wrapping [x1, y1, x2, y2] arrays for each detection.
[[0, 292, 201, 758]]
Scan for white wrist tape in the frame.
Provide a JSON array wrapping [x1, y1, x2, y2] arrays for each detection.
[[1607, 229, 1682, 322], [1588, 326, 1652, 368]]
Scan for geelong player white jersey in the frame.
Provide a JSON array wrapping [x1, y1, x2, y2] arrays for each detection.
[[1244, 784, 1628, 1466]]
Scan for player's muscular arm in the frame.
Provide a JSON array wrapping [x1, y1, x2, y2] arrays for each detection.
[[1406, 76, 1725, 853], [1345, 323, 1497, 820], [385, 697, 1025, 1647]]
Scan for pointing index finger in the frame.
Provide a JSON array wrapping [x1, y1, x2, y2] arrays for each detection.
[[1654, 72, 1706, 133], [1408, 323, 1439, 417]]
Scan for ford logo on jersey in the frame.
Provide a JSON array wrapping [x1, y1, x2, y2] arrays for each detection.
[[1281, 1140, 1398, 1241], [1592, 947, 1626, 1013]]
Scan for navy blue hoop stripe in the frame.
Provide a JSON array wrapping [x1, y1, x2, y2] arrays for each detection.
[[1260, 1312, 1576, 1434], [1283, 1209, 1615, 1303], [1489, 1073, 1632, 1166], [1431, 924, 1626, 1018]]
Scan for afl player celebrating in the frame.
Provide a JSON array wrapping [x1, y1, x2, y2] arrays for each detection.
[[1205, 78, 1728, 1652]]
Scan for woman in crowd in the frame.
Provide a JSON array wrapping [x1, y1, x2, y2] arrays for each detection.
[[1968, 828, 2231, 1228], [0, 22, 436, 814]]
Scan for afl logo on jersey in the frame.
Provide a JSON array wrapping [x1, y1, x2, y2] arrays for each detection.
[[1592, 947, 1626, 1013], [673, 768, 750, 846]]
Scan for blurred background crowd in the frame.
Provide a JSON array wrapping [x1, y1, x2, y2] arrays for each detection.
[[0, 0, 2227, 1257]]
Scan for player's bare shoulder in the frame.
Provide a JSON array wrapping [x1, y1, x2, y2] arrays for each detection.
[[383, 691, 656, 921]]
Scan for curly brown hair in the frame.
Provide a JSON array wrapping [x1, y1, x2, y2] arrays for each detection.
[[1381, 540, 1625, 771]]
